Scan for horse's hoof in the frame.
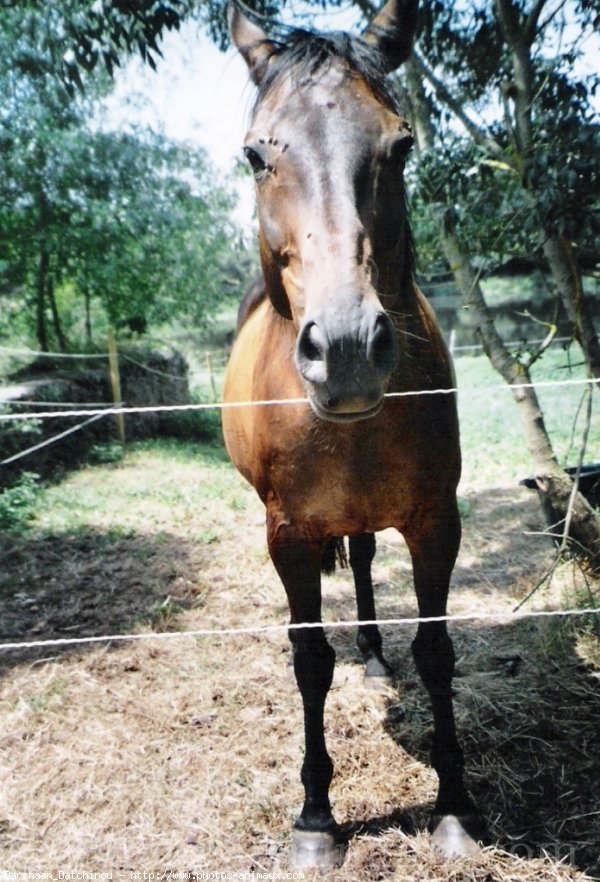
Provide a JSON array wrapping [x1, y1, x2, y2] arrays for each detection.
[[430, 814, 484, 858], [364, 656, 394, 688], [363, 671, 394, 691], [289, 829, 344, 869]]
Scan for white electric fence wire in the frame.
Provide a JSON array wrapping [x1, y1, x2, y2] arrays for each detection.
[[0, 346, 108, 359], [451, 336, 572, 353], [0, 411, 113, 465], [0, 376, 597, 423], [0, 606, 599, 654], [0, 336, 573, 360], [119, 353, 190, 381], [1, 400, 118, 408]]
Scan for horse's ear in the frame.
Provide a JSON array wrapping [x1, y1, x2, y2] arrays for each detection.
[[228, 2, 276, 85], [363, 0, 419, 72]]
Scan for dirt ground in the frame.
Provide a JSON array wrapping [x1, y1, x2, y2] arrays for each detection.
[[1, 445, 599, 881]]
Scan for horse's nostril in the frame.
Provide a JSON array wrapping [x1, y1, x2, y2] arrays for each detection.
[[299, 321, 325, 362], [373, 314, 392, 345], [369, 313, 398, 373], [296, 321, 328, 386]]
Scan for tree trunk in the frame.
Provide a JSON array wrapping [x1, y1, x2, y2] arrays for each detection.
[[47, 273, 68, 352], [84, 288, 93, 346], [404, 59, 600, 568], [542, 233, 600, 378], [436, 207, 600, 567], [434, 203, 552, 468], [493, 0, 600, 377], [36, 248, 49, 353]]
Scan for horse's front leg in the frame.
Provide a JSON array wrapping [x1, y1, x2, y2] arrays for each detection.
[[349, 533, 393, 683], [405, 503, 485, 857], [268, 517, 343, 870]]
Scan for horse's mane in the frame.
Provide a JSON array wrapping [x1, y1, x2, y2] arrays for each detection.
[[253, 27, 402, 114]]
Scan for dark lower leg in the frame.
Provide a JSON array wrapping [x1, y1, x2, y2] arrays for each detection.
[[350, 533, 392, 678], [406, 509, 476, 819], [292, 629, 337, 831], [412, 623, 473, 816], [268, 528, 337, 834]]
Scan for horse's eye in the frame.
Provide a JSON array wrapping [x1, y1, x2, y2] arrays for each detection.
[[244, 146, 268, 177]]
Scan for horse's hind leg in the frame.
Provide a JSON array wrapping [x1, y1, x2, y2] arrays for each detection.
[[268, 520, 343, 870], [406, 504, 484, 857], [349, 533, 393, 683]]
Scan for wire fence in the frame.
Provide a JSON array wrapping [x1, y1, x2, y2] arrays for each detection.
[[0, 411, 117, 466], [2, 400, 118, 408], [0, 346, 109, 360], [0, 376, 597, 425], [0, 338, 598, 655], [0, 338, 202, 463], [449, 334, 573, 355], [1, 607, 599, 655], [0, 334, 576, 359]]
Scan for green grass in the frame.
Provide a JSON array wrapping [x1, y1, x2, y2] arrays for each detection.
[[1, 344, 595, 534], [0, 471, 43, 529], [26, 438, 250, 538], [455, 345, 597, 489]]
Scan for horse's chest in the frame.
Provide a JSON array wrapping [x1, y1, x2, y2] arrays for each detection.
[[266, 424, 412, 535]]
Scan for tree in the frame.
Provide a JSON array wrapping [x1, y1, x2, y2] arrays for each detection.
[[0, 2, 241, 350], [0, 0, 190, 93], [412, 0, 599, 375], [52, 128, 239, 343], [402, 1, 600, 566]]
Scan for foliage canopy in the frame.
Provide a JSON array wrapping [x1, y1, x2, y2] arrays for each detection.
[[0, 0, 244, 351]]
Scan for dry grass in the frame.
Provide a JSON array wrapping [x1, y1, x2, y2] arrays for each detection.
[[1, 442, 599, 880]]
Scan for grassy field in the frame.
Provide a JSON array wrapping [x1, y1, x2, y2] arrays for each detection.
[[1, 344, 599, 880], [454, 347, 597, 489]]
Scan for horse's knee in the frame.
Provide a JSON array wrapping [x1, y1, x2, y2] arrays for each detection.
[[292, 634, 335, 698], [412, 627, 455, 692]]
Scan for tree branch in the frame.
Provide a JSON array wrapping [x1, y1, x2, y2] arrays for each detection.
[[494, 0, 536, 157], [494, 0, 522, 46], [411, 50, 514, 168], [353, 0, 377, 21], [515, 308, 558, 369], [523, 0, 549, 46]]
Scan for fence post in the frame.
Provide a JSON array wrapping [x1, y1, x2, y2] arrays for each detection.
[[107, 329, 125, 443], [206, 352, 218, 402], [449, 328, 456, 356]]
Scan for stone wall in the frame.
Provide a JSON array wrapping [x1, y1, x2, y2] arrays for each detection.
[[0, 347, 190, 485]]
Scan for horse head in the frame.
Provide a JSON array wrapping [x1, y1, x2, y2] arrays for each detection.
[[230, 0, 417, 422]]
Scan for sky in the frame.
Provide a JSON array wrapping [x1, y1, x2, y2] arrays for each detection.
[[100, 5, 363, 166], [98, 4, 599, 228], [98, 6, 362, 226], [98, 22, 255, 224], [101, 22, 261, 169]]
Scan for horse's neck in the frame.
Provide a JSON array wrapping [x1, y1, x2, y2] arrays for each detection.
[[379, 268, 418, 320]]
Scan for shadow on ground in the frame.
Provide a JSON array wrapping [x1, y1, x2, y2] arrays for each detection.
[[0, 527, 209, 674], [2, 471, 599, 877], [313, 485, 600, 878]]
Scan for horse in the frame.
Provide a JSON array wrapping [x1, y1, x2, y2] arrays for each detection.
[[222, 0, 483, 868]]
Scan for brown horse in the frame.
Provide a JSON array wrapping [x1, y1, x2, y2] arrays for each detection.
[[223, 0, 483, 868]]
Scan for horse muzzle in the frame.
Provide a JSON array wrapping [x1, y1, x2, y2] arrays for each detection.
[[295, 308, 399, 423]]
